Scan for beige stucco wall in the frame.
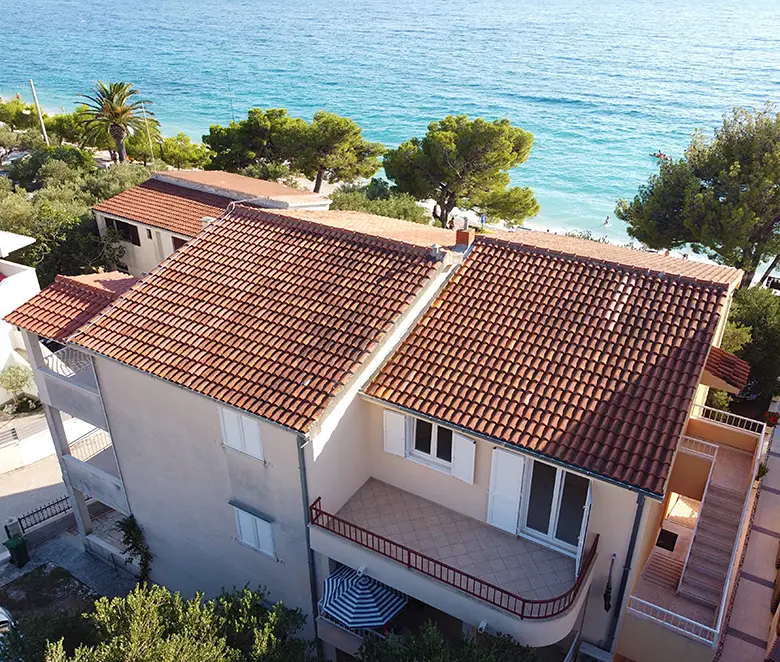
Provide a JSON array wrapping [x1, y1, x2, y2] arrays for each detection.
[[617, 612, 714, 662], [305, 398, 653, 648], [93, 356, 315, 637], [666, 452, 711, 501], [686, 417, 760, 454], [95, 212, 189, 277]]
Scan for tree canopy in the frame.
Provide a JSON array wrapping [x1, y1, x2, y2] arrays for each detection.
[[79, 82, 158, 163], [44, 584, 314, 662], [330, 178, 427, 222], [383, 114, 538, 228], [158, 132, 212, 169], [359, 622, 537, 662], [616, 105, 780, 286]]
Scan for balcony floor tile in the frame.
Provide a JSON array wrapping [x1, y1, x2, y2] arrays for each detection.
[[336, 478, 576, 600]]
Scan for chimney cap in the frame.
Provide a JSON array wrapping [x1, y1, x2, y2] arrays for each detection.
[[455, 229, 475, 249]]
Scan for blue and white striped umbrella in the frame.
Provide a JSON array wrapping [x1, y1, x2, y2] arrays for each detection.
[[321, 566, 407, 628]]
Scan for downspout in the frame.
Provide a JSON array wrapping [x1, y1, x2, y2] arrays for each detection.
[[605, 492, 645, 651], [297, 434, 323, 661]]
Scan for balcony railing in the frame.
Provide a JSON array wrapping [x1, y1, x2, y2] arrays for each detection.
[[627, 596, 717, 645], [679, 435, 719, 459], [310, 497, 599, 620], [44, 347, 93, 379], [317, 601, 386, 642], [689, 403, 765, 435], [69, 428, 112, 463]]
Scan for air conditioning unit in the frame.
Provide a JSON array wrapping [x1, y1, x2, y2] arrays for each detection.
[[577, 642, 613, 662]]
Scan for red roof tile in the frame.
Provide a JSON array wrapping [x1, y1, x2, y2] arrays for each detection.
[[364, 235, 730, 495], [157, 171, 327, 202], [705, 346, 751, 392], [4, 272, 138, 342], [93, 178, 232, 237], [69, 206, 441, 432]]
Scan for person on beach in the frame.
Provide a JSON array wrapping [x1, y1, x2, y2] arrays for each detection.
[[604, 215, 611, 227]]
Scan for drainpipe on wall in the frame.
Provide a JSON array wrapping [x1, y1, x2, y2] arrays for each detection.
[[604, 492, 645, 651], [297, 434, 324, 662]]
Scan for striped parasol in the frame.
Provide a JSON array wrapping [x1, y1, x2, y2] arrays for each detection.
[[321, 565, 407, 628]]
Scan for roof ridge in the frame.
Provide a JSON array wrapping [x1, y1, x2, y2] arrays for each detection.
[[55, 275, 119, 301], [231, 204, 442, 257], [476, 234, 735, 290]]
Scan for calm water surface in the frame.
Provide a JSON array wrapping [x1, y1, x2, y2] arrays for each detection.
[[2, 0, 779, 239]]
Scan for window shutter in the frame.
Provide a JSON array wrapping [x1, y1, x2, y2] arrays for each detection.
[[241, 416, 263, 460], [451, 433, 476, 484], [220, 408, 242, 451], [235, 507, 257, 547], [254, 518, 275, 556], [129, 224, 141, 246], [383, 410, 406, 457], [487, 448, 526, 534]]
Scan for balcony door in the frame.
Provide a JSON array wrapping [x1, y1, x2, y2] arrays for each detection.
[[522, 460, 591, 556]]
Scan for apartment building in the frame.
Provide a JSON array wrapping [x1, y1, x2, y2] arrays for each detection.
[[92, 170, 330, 276], [4, 207, 766, 662]]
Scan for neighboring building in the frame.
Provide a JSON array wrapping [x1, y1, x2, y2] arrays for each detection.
[[92, 170, 330, 277], [5, 210, 767, 662]]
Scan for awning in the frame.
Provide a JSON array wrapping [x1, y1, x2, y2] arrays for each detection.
[[321, 566, 407, 628]]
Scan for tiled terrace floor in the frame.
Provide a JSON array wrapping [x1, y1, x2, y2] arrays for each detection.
[[90, 508, 125, 549], [337, 478, 575, 600]]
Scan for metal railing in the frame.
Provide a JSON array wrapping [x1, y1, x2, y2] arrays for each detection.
[[679, 435, 719, 459], [627, 596, 717, 645], [43, 346, 92, 379], [689, 403, 765, 435], [16, 494, 71, 533], [317, 601, 387, 641], [310, 497, 599, 620], [69, 428, 112, 462]]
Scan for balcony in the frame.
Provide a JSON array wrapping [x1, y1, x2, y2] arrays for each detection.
[[621, 406, 764, 658], [39, 347, 107, 429], [309, 479, 598, 647]]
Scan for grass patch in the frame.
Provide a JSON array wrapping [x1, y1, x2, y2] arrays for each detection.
[[0, 563, 95, 617]]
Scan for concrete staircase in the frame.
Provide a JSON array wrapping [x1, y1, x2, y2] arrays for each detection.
[[678, 484, 744, 609]]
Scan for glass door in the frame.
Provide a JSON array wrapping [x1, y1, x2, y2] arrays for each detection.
[[522, 460, 590, 554]]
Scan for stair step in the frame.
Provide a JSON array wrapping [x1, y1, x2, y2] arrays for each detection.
[[683, 566, 725, 597], [687, 555, 729, 581], [704, 493, 743, 518], [644, 554, 684, 589], [688, 539, 731, 566], [679, 581, 720, 609], [698, 516, 739, 538], [694, 528, 735, 554], [707, 484, 745, 506]]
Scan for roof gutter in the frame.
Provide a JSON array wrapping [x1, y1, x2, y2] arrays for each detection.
[[360, 392, 663, 500]]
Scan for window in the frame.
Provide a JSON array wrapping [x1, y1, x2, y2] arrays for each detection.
[[232, 504, 275, 557], [172, 236, 188, 251], [411, 418, 453, 466], [146, 228, 153, 240], [105, 217, 141, 246], [220, 407, 264, 460]]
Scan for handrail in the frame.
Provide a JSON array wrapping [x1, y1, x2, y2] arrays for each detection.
[[317, 601, 386, 641], [309, 497, 599, 620], [627, 596, 717, 645], [689, 403, 765, 435], [679, 435, 719, 459], [713, 428, 763, 636], [677, 443, 718, 592], [44, 346, 92, 378], [69, 428, 112, 462]]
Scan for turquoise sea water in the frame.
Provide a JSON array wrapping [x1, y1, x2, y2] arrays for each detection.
[[2, 0, 779, 240]]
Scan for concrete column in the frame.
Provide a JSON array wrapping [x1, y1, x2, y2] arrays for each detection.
[[43, 403, 93, 538], [20, 330, 49, 402]]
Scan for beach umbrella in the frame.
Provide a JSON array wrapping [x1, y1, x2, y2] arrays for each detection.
[[321, 565, 407, 628]]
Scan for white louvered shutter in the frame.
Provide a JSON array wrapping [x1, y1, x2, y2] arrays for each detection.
[[383, 410, 407, 457], [240, 415, 264, 460], [451, 433, 476, 484], [487, 448, 526, 534], [235, 507, 257, 547], [220, 408, 243, 451], [254, 518, 275, 556]]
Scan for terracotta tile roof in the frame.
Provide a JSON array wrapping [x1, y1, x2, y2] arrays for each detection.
[[705, 346, 751, 392], [273, 209, 456, 249], [156, 171, 329, 204], [487, 229, 743, 287], [365, 235, 730, 495], [69, 205, 441, 433], [4, 272, 138, 342], [93, 178, 231, 237]]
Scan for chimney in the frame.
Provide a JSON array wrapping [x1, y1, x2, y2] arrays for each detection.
[[429, 244, 444, 260], [455, 229, 475, 249], [201, 216, 216, 229]]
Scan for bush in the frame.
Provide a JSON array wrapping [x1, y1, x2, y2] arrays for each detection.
[[0, 365, 33, 403], [0, 610, 96, 662], [330, 189, 428, 223]]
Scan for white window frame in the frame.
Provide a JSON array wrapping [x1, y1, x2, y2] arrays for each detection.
[[519, 458, 590, 557], [232, 503, 276, 559], [408, 417, 453, 471], [219, 407, 264, 462]]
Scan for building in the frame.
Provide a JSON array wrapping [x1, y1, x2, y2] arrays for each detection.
[[92, 170, 330, 277], [4, 208, 766, 662]]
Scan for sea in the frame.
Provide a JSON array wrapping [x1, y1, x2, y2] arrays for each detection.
[[2, 0, 779, 241]]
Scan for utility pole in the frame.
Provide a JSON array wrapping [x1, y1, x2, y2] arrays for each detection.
[[141, 101, 156, 170], [28, 79, 50, 146]]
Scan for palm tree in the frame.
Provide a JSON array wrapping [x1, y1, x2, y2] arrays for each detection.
[[79, 81, 158, 163]]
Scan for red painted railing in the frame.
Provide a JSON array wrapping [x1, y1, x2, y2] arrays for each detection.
[[309, 497, 599, 620]]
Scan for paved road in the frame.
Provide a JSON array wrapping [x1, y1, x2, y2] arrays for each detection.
[[0, 454, 66, 526]]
